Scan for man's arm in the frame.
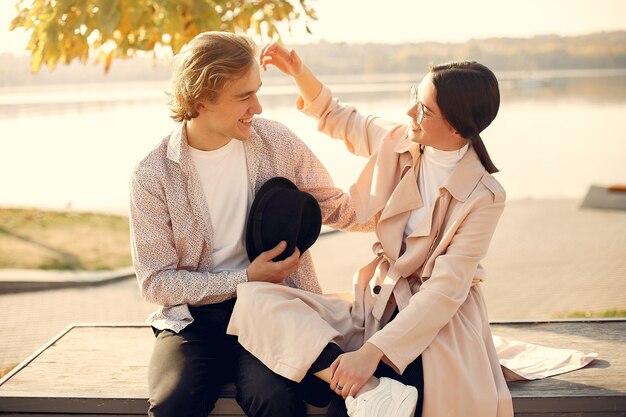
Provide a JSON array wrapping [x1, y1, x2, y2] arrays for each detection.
[[288, 130, 375, 232], [129, 168, 299, 307]]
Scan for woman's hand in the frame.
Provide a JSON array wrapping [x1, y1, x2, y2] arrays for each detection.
[[259, 42, 323, 106], [259, 42, 304, 76], [329, 342, 384, 398]]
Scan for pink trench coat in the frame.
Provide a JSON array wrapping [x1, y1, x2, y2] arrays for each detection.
[[230, 85, 513, 416]]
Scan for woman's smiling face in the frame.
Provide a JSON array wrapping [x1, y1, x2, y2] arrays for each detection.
[[406, 72, 465, 151]]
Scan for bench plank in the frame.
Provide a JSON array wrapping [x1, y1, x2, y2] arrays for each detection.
[[0, 320, 624, 416]]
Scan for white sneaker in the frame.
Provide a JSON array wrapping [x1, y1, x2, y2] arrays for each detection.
[[345, 377, 418, 417]]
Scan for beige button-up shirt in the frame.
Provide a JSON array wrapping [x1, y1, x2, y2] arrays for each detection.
[[129, 118, 371, 332]]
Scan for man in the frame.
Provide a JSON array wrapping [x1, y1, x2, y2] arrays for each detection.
[[129, 31, 368, 417]]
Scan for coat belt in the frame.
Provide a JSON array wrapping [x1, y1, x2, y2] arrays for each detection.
[[371, 246, 413, 321]]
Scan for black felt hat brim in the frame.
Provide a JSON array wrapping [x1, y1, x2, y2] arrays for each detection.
[[246, 177, 322, 262]]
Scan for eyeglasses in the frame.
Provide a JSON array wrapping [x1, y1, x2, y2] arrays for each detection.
[[410, 85, 443, 125]]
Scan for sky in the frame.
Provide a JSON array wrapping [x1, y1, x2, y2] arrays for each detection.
[[2, 0, 626, 55]]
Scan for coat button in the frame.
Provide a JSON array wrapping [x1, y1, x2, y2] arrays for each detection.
[[373, 285, 381, 294]]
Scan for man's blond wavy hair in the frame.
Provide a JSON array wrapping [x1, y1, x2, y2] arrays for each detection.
[[168, 31, 257, 123]]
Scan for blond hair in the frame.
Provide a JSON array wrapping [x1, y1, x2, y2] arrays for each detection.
[[168, 32, 257, 123]]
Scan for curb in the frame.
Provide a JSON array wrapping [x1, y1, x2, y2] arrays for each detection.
[[0, 229, 341, 295], [0, 267, 136, 294]]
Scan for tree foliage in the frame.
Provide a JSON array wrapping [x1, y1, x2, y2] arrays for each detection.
[[9, 0, 317, 73]]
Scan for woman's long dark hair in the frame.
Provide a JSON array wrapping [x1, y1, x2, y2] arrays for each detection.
[[430, 61, 500, 173]]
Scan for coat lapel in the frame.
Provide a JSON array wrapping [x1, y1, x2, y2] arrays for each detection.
[[395, 146, 485, 280], [378, 161, 422, 223], [376, 151, 422, 259], [349, 130, 422, 224], [442, 145, 485, 203]]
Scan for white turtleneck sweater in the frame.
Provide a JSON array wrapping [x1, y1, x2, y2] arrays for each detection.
[[404, 143, 469, 238]]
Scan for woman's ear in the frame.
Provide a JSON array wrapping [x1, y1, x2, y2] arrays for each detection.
[[450, 126, 466, 143]]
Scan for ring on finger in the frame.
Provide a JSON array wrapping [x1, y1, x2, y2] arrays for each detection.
[[335, 383, 343, 390]]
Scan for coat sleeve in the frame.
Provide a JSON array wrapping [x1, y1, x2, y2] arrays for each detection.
[[129, 168, 248, 307], [367, 194, 505, 374], [286, 127, 375, 232], [298, 84, 400, 159]]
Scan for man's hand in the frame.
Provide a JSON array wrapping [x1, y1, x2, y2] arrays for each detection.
[[246, 241, 301, 283]]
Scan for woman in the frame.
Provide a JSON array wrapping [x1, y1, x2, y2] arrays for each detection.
[[228, 43, 513, 417]]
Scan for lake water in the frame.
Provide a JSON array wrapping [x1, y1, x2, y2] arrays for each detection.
[[1, 69, 625, 214]]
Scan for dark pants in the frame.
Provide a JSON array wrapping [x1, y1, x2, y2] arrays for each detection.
[[147, 299, 328, 417]]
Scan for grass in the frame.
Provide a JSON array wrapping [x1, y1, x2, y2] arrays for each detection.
[[554, 308, 626, 319], [0, 364, 17, 379], [0, 207, 132, 270]]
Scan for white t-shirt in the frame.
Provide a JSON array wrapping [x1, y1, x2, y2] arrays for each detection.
[[189, 139, 250, 273], [404, 143, 469, 238]]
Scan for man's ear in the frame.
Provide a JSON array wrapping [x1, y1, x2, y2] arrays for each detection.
[[195, 101, 207, 114]]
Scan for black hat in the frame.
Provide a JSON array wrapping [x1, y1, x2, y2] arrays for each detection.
[[246, 177, 322, 262]]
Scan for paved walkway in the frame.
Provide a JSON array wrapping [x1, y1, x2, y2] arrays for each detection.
[[1, 199, 625, 371]]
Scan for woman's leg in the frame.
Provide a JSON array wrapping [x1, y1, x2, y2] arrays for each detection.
[[323, 357, 423, 417], [228, 282, 354, 382], [309, 343, 344, 374], [309, 343, 386, 417], [372, 307, 424, 417], [309, 343, 381, 393], [231, 285, 417, 417], [375, 355, 424, 417]]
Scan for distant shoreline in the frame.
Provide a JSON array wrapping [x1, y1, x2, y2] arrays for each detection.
[[1, 68, 625, 120], [3, 67, 626, 91], [2, 31, 625, 87]]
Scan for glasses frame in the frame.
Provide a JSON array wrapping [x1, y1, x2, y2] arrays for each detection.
[[410, 85, 444, 125]]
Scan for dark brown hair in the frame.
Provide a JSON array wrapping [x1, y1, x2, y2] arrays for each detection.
[[430, 61, 500, 173]]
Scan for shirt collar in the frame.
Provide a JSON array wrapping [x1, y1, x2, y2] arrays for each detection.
[[166, 122, 187, 164]]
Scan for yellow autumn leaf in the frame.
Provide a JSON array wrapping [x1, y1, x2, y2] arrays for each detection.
[[11, 0, 317, 73], [104, 51, 113, 72], [30, 48, 43, 73]]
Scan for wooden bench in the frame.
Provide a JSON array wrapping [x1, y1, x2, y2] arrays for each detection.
[[0, 320, 624, 416]]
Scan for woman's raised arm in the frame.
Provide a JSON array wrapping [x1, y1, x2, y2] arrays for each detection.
[[260, 42, 323, 104]]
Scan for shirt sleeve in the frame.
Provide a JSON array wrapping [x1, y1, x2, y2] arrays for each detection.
[[367, 195, 505, 374], [129, 168, 248, 307], [287, 128, 375, 233], [298, 84, 400, 159]]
